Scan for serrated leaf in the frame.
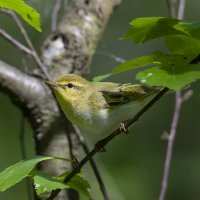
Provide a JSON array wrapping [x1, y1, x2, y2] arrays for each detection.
[[136, 64, 200, 90], [122, 17, 189, 44], [34, 171, 69, 195], [0, 156, 53, 192], [0, 0, 41, 31], [153, 51, 191, 66], [92, 55, 156, 82], [34, 171, 90, 197]]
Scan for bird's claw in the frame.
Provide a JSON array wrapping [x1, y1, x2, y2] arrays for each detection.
[[120, 122, 129, 134]]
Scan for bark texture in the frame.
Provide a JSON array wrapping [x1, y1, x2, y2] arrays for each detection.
[[0, 0, 121, 199]]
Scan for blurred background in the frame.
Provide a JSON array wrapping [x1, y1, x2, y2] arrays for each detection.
[[0, 0, 200, 199]]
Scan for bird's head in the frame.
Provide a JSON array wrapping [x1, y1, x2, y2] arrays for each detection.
[[46, 74, 90, 104]]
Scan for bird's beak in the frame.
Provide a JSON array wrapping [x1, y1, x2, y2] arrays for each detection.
[[45, 80, 59, 88]]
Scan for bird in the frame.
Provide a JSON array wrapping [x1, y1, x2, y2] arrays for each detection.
[[46, 74, 160, 140]]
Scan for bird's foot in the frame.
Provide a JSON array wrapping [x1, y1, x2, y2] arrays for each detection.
[[94, 141, 106, 152], [120, 122, 129, 134]]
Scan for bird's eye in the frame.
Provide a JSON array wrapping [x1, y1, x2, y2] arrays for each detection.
[[67, 83, 74, 88]]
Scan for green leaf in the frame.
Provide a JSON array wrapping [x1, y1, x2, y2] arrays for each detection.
[[92, 55, 157, 82], [179, 21, 200, 40], [165, 35, 200, 56], [153, 51, 191, 66], [34, 171, 90, 197], [34, 171, 69, 195], [0, 0, 41, 31], [0, 156, 53, 192], [122, 17, 188, 44], [136, 63, 200, 90], [92, 73, 111, 82], [66, 172, 90, 197], [112, 55, 156, 74]]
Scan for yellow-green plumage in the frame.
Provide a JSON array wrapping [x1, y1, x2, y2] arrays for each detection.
[[46, 74, 160, 139]]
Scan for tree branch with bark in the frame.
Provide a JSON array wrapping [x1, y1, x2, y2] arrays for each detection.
[[0, 0, 121, 199]]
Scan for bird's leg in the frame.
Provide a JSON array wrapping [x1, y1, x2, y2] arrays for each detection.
[[120, 122, 129, 134]]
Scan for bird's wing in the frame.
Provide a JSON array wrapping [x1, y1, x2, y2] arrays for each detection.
[[101, 84, 161, 107]]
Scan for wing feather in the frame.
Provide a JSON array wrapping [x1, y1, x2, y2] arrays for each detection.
[[101, 84, 160, 107]]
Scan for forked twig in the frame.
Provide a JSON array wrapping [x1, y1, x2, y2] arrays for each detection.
[[0, 8, 52, 80], [0, 28, 32, 55]]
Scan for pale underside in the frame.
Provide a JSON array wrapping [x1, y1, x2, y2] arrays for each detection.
[[73, 96, 155, 140], [54, 81, 159, 140]]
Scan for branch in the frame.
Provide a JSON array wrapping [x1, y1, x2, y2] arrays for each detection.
[[0, 28, 32, 55], [0, 8, 52, 80], [73, 126, 110, 200], [0, 60, 60, 136], [0, 8, 35, 50], [39, 1, 122, 198], [96, 50, 126, 63], [177, 0, 186, 19], [158, 1, 188, 199], [51, 0, 63, 32], [47, 88, 169, 200], [1, 1, 122, 199], [159, 91, 182, 200], [166, 0, 176, 18], [42, 0, 122, 79]]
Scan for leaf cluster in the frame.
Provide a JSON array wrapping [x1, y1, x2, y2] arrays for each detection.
[[94, 17, 200, 90], [0, 156, 90, 198]]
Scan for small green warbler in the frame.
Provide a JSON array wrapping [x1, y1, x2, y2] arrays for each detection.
[[46, 74, 160, 139]]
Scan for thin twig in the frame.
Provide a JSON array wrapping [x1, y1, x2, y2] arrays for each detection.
[[0, 9, 35, 50], [167, 0, 176, 18], [19, 114, 26, 159], [0, 28, 33, 55], [65, 130, 75, 163], [158, 91, 182, 200], [31, 51, 52, 81], [73, 125, 110, 200], [51, 0, 62, 32], [177, 0, 186, 20], [0, 9, 52, 80], [47, 88, 169, 200], [158, 1, 187, 199], [96, 50, 126, 63]]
